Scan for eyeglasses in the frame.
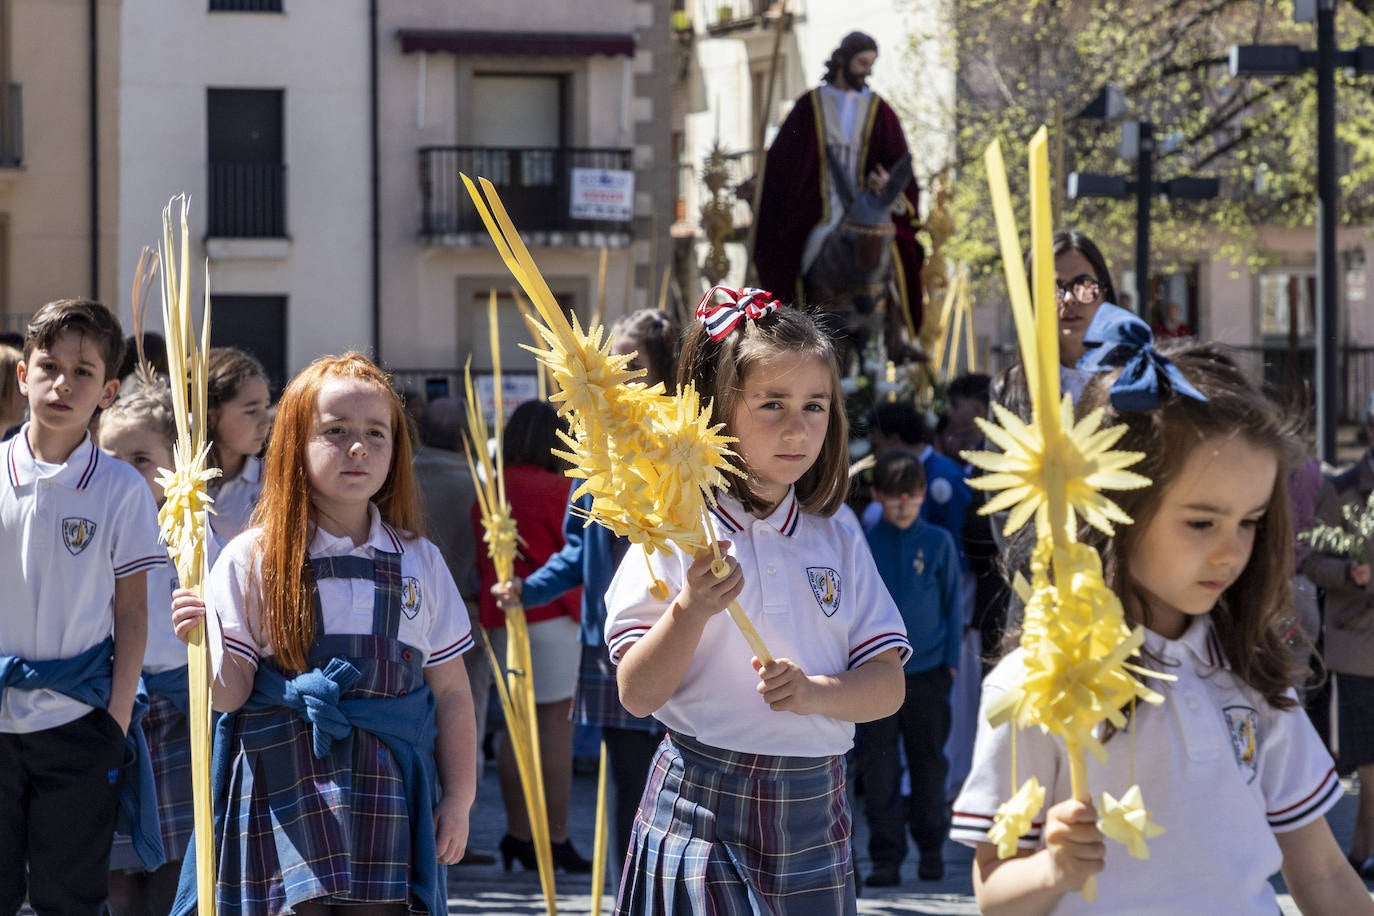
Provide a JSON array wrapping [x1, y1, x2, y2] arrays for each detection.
[[1055, 274, 1103, 304], [879, 493, 922, 507]]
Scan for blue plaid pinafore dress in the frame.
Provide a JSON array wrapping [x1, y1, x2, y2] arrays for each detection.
[[218, 550, 426, 915], [142, 664, 194, 863]]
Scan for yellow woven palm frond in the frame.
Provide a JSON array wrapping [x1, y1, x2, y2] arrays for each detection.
[[1098, 785, 1166, 860], [988, 777, 1045, 860], [463, 175, 773, 664], [964, 398, 1149, 539], [155, 193, 219, 916], [975, 133, 1170, 875]]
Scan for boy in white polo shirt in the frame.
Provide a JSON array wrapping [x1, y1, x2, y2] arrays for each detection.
[[0, 299, 164, 915]]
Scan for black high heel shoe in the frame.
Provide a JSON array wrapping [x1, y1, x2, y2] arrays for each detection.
[[551, 838, 592, 873], [500, 834, 537, 872]]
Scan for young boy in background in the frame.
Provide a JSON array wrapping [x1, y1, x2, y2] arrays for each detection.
[[856, 449, 961, 887], [0, 299, 164, 914]]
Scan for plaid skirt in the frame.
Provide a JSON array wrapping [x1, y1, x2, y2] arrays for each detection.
[[617, 732, 856, 916], [218, 637, 421, 916], [572, 642, 662, 733], [144, 690, 194, 863], [1338, 671, 1374, 768]]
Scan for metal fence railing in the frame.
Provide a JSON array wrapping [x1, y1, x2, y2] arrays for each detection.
[[419, 146, 634, 238], [209, 0, 284, 12], [207, 162, 287, 238], [1228, 344, 1374, 424]]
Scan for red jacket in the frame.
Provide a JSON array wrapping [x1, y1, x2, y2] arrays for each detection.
[[472, 463, 582, 629]]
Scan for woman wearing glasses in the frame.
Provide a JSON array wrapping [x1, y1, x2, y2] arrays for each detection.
[[984, 230, 1120, 661], [1051, 229, 1119, 401]]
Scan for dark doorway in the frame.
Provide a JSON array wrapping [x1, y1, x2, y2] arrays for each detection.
[[209, 294, 287, 394], [207, 89, 286, 237]]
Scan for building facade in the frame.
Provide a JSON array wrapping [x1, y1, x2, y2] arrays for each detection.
[[118, 0, 370, 387], [114, 0, 673, 398], [0, 0, 121, 337], [379, 0, 672, 401]]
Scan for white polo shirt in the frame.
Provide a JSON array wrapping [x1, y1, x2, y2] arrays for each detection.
[[143, 562, 185, 674], [951, 614, 1340, 914], [209, 455, 262, 543], [212, 504, 473, 670], [604, 487, 910, 757], [0, 427, 166, 732]]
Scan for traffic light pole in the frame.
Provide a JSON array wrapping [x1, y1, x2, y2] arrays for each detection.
[[1230, 0, 1374, 463], [1316, 0, 1339, 462], [1067, 119, 1216, 319], [1135, 123, 1154, 315]]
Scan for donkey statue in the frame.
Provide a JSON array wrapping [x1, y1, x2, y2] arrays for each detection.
[[804, 150, 915, 378]]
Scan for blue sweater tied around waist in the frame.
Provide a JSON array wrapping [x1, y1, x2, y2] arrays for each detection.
[[0, 636, 164, 871], [172, 657, 444, 915]]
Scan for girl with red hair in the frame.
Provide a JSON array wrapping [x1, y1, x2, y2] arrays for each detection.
[[172, 352, 476, 916]]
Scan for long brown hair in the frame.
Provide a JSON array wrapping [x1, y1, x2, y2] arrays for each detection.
[[610, 308, 681, 394], [250, 352, 423, 673], [1076, 341, 1301, 711], [206, 347, 269, 478], [677, 305, 848, 516]]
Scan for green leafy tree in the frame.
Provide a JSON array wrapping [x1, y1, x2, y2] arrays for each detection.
[[920, 0, 1374, 291]]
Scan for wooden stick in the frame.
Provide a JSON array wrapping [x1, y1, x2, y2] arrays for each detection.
[[590, 742, 610, 916]]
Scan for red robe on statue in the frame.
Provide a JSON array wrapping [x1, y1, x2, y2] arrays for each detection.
[[754, 87, 925, 338]]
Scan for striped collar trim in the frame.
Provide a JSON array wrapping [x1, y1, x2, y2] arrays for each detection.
[[6, 428, 100, 490], [707, 488, 801, 537]]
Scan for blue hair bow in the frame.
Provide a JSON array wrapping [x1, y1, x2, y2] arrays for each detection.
[[1077, 304, 1206, 410]]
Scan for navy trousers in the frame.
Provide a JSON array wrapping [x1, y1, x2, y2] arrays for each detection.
[[856, 665, 953, 867], [0, 709, 126, 915]]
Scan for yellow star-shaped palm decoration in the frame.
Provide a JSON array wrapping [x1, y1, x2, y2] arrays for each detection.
[[1098, 784, 1165, 860], [964, 399, 1149, 538], [989, 777, 1046, 860], [986, 537, 1167, 761], [463, 171, 773, 663], [530, 317, 641, 423], [558, 378, 742, 558], [155, 440, 221, 581]]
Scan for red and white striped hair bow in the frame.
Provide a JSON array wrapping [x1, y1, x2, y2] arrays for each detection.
[[695, 286, 780, 341]]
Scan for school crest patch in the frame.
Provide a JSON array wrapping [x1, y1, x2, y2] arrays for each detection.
[[1224, 705, 1259, 783], [62, 517, 97, 556], [806, 567, 842, 617], [400, 576, 422, 619]]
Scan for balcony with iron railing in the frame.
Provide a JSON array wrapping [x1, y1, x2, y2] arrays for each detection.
[[705, 0, 789, 36], [419, 146, 634, 246], [207, 162, 287, 238], [209, 0, 284, 11]]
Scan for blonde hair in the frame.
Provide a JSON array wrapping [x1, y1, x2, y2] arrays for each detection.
[[101, 378, 176, 447], [249, 353, 422, 673]]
